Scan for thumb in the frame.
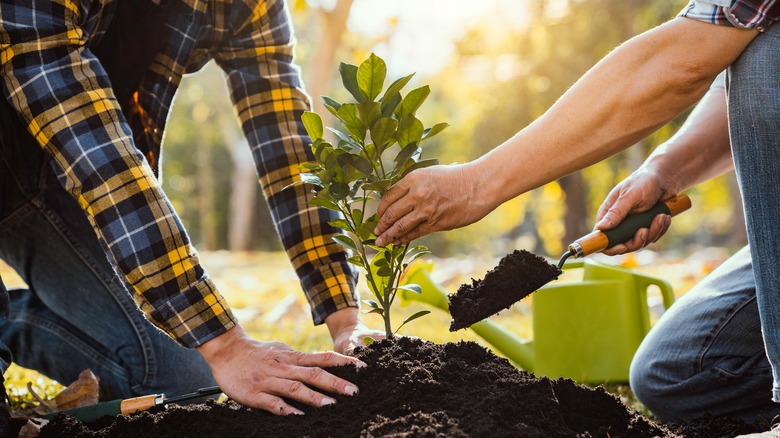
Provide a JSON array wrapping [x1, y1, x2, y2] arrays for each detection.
[[595, 205, 629, 231]]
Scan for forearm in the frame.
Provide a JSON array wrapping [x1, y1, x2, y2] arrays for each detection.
[[476, 18, 756, 206], [642, 80, 733, 192], [215, 0, 358, 325]]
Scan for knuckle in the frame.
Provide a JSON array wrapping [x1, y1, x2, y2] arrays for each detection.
[[287, 380, 305, 394], [306, 366, 325, 381]]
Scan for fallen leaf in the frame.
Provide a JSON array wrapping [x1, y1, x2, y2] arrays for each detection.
[[32, 369, 99, 416]]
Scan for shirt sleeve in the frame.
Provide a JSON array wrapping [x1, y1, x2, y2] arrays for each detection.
[[213, 0, 359, 324], [679, 0, 780, 31], [0, 3, 236, 348]]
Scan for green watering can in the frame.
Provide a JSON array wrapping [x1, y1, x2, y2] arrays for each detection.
[[400, 258, 675, 383]]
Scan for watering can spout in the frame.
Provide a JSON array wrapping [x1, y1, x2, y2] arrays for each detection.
[[400, 260, 535, 371]]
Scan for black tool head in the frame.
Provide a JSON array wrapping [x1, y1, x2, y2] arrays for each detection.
[[448, 249, 562, 331]]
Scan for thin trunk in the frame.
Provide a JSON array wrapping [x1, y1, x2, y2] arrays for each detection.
[[559, 171, 590, 247], [305, 0, 353, 118]]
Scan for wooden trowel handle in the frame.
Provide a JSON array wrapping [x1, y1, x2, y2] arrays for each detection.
[[569, 194, 691, 258]]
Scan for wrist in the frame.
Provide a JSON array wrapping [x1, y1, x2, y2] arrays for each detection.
[[324, 307, 360, 340], [196, 324, 248, 365], [641, 152, 683, 196]]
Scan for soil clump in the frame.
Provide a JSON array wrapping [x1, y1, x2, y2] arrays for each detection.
[[449, 249, 562, 330]]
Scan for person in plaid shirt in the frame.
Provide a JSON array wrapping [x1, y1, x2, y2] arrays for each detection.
[[372, 0, 780, 430], [0, 0, 382, 426]]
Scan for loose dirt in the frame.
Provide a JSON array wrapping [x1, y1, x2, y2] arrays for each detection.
[[39, 338, 765, 437], [449, 249, 562, 331]]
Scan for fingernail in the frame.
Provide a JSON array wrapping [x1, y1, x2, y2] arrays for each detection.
[[322, 397, 337, 406], [355, 361, 367, 368], [292, 410, 305, 416], [344, 384, 358, 396]]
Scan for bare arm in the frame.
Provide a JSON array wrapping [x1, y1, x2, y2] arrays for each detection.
[[375, 17, 756, 246], [595, 77, 733, 255]]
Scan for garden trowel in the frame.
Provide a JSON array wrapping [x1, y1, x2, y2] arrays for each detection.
[[448, 194, 691, 330], [42, 386, 223, 423]]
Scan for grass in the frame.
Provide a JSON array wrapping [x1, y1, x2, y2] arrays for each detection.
[[0, 248, 722, 417]]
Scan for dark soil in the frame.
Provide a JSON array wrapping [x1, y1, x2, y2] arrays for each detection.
[[38, 337, 765, 437], [449, 249, 562, 330]]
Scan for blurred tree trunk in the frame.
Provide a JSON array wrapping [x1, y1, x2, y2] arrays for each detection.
[[305, 0, 353, 118], [221, 115, 257, 251], [197, 135, 218, 249], [559, 172, 590, 246]]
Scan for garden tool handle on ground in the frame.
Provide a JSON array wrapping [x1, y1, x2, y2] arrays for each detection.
[[566, 194, 691, 260], [42, 386, 222, 422], [42, 394, 162, 422]]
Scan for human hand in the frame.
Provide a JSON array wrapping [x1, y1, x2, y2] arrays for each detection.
[[595, 168, 680, 256], [325, 308, 386, 355], [196, 325, 365, 416], [374, 163, 495, 246]]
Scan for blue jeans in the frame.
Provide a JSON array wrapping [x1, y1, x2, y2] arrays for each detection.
[[0, 99, 214, 401], [630, 24, 780, 423]]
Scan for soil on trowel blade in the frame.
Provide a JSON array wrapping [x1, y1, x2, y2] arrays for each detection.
[[449, 249, 562, 331], [41, 337, 674, 437]]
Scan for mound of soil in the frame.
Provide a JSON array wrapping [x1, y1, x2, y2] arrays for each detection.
[[449, 249, 562, 330], [38, 337, 763, 438]]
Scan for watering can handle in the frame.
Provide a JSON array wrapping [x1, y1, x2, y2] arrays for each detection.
[[632, 273, 675, 311]]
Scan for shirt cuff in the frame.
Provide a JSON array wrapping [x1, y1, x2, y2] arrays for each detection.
[[300, 261, 359, 325], [141, 277, 237, 348]]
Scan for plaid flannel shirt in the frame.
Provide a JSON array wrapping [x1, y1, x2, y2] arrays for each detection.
[[680, 0, 780, 30], [0, 0, 358, 348]]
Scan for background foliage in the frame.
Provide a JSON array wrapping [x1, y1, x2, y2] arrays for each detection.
[[162, 0, 746, 259]]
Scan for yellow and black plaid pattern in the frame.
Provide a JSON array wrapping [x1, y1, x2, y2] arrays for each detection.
[[0, 0, 357, 346]]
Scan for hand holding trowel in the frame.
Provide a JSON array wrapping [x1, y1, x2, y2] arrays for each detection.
[[448, 194, 691, 330]]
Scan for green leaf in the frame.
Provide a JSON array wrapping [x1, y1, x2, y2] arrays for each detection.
[[380, 92, 402, 118], [396, 85, 430, 118], [336, 104, 367, 142], [337, 154, 374, 177], [397, 284, 422, 294], [362, 179, 393, 193], [347, 255, 365, 267], [301, 111, 323, 140], [356, 102, 381, 128], [394, 143, 421, 167], [422, 122, 449, 141], [321, 96, 342, 112], [308, 197, 340, 212], [332, 234, 358, 251], [376, 265, 392, 276], [394, 115, 424, 149], [352, 208, 364, 225], [362, 299, 380, 309], [328, 219, 351, 231], [400, 158, 439, 178], [394, 310, 431, 334], [299, 173, 323, 187], [330, 181, 350, 199], [357, 53, 387, 102], [355, 221, 375, 242], [339, 62, 365, 102], [381, 73, 415, 102], [364, 308, 384, 316], [299, 162, 321, 171], [328, 127, 362, 151], [370, 117, 399, 151], [362, 336, 375, 346]]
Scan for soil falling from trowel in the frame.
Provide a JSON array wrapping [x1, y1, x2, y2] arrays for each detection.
[[448, 249, 562, 331]]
